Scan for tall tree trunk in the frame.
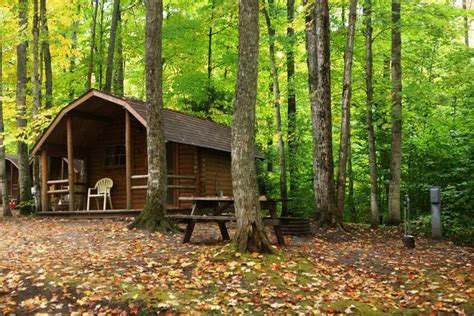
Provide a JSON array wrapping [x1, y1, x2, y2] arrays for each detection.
[[32, 0, 42, 213], [262, 0, 289, 217], [348, 142, 356, 222], [69, 19, 79, 99], [287, 0, 297, 207], [304, 0, 320, 215], [314, 1, 338, 227], [462, 0, 469, 47], [364, 0, 379, 228], [0, 34, 12, 217], [113, 8, 124, 96], [32, 0, 41, 116], [98, 0, 105, 89], [388, 0, 402, 225], [232, 0, 272, 254], [87, 0, 99, 90], [17, 0, 33, 215], [104, 0, 120, 92], [40, 0, 53, 108], [129, 0, 172, 232], [335, 0, 357, 216], [207, 0, 214, 81]]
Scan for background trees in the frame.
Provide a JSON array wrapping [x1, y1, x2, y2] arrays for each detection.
[[0, 0, 471, 242]]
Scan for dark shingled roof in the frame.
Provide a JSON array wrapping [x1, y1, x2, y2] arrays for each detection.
[[127, 99, 233, 154]]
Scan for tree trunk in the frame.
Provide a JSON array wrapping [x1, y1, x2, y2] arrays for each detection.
[[32, 0, 41, 116], [69, 19, 78, 99], [388, 0, 402, 226], [113, 7, 124, 96], [104, 0, 120, 93], [129, 0, 172, 232], [348, 142, 356, 222], [98, 0, 105, 89], [0, 35, 12, 217], [303, 0, 321, 216], [463, 0, 469, 47], [335, 0, 357, 216], [207, 0, 213, 81], [17, 0, 33, 215], [364, 0, 379, 228], [287, 0, 296, 208], [314, 1, 338, 227], [32, 0, 42, 213], [40, 0, 53, 108], [232, 0, 272, 254], [86, 0, 99, 90], [262, 0, 288, 217]]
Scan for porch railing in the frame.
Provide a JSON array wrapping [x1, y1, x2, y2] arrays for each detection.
[[131, 174, 196, 191]]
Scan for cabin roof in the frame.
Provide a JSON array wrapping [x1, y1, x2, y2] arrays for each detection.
[[32, 89, 260, 157], [5, 155, 19, 169]]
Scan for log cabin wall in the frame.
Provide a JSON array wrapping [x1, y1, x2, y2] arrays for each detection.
[[6, 161, 19, 199], [200, 148, 232, 197]]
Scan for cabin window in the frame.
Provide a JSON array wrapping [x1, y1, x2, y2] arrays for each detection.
[[105, 145, 126, 167]]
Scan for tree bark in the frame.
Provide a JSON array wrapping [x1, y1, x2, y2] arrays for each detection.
[[303, 0, 321, 216], [104, 0, 120, 93], [98, 0, 105, 89], [129, 0, 172, 232], [463, 0, 469, 47], [348, 142, 356, 222], [17, 0, 33, 215], [40, 0, 53, 108], [86, 0, 99, 90], [69, 19, 78, 99], [335, 0, 357, 216], [388, 0, 402, 226], [32, 0, 41, 116], [232, 0, 272, 254], [262, 0, 288, 217], [313, 1, 338, 227], [287, 0, 297, 207], [113, 7, 124, 96], [364, 0, 379, 228], [0, 35, 12, 217]]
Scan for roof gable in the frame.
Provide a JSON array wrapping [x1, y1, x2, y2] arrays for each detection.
[[32, 89, 238, 156]]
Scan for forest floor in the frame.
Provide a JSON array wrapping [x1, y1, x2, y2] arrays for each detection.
[[0, 217, 472, 315]]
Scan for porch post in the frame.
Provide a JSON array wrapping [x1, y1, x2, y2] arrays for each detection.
[[40, 149, 49, 212], [67, 115, 75, 211], [125, 111, 132, 210]]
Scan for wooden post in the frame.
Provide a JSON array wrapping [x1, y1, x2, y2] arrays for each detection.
[[125, 111, 132, 210], [67, 115, 75, 211], [40, 149, 49, 212]]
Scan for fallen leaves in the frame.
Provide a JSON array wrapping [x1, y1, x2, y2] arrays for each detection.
[[0, 218, 472, 314]]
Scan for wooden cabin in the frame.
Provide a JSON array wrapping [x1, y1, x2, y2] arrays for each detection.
[[5, 155, 20, 201], [31, 89, 240, 213]]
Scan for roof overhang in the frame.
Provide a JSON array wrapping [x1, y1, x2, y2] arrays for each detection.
[[31, 89, 147, 155]]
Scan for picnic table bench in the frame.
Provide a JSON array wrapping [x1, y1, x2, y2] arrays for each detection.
[[165, 196, 285, 246]]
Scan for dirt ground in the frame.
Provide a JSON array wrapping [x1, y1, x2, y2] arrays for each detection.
[[0, 217, 472, 314]]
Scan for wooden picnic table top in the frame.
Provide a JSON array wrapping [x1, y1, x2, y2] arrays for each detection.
[[178, 196, 287, 202]]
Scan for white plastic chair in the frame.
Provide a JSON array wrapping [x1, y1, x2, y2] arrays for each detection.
[[86, 178, 114, 211]]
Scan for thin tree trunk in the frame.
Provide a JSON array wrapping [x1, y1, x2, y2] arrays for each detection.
[[129, 0, 172, 232], [232, 0, 272, 254], [98, 0, 105, 89], [0, 34, 12, 217], [32, 0, 42, 213], [335, 0, 357, 216], [207, 0, 214, 81], [17, 0, 33, 215], [348, 143, 356, 222], [314, 1, 338, 227], [32, 0, 41, 116], [287, 0, 296, 208], [40, 0, 53, 108], [463, 0, 469, 47], [303, 0, 320, 216], [388, 0, 402, 225], [104, 0, 120, 92], [364, 0, 379, 228], [262, 0, 289, 217], [69, 19, 78, 99], [114, 7, 124, 96], [87, 0, 99, 90]]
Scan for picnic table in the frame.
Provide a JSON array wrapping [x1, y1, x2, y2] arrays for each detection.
[[166, 196, 285, 246]]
